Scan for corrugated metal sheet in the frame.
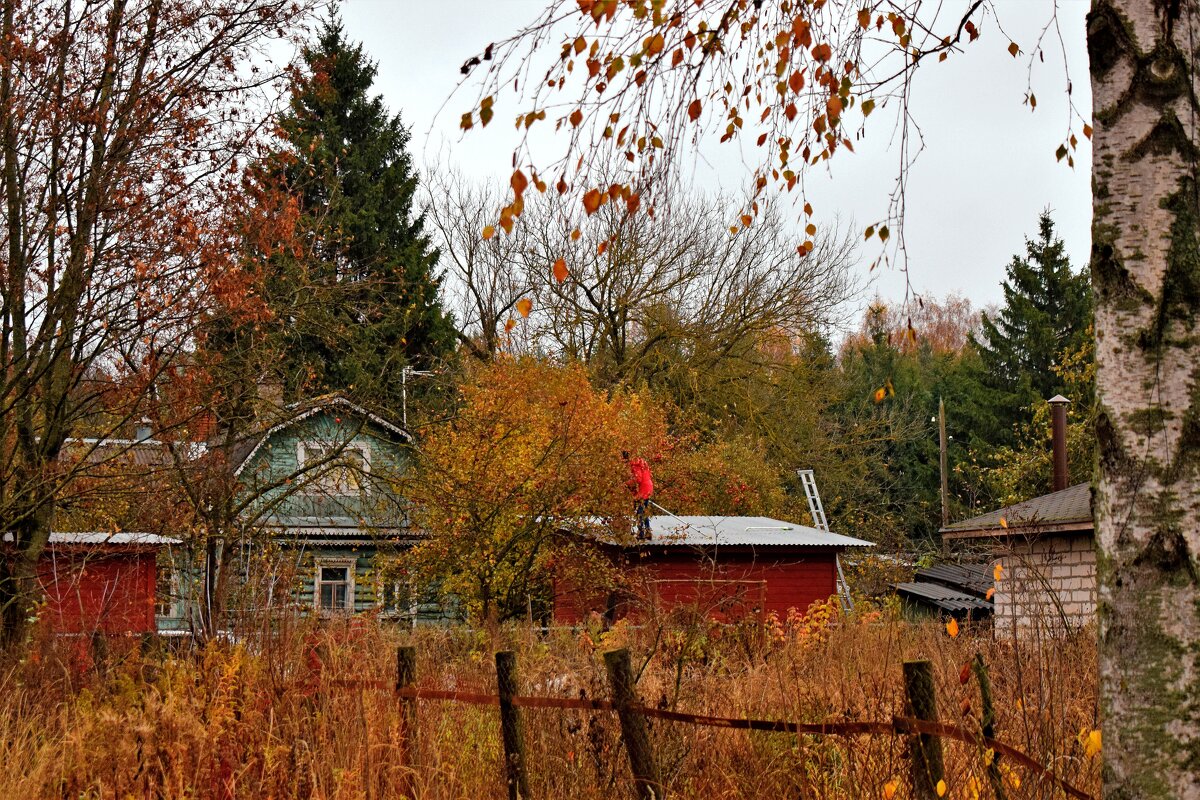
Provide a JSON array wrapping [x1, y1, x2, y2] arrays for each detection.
[[633, 516, 873, 548], [941, 482, 1091, 534], [3, 532, 178, 546], [914, 563, 993, 598], [893, 581, 993, 614]]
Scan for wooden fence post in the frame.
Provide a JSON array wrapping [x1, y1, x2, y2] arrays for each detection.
[[903, 659, 945, 800], [496, 650, 531, 800], [396, 646, 418, 794], [972, 653, 1006, 800], [603, 648, 664, 800]]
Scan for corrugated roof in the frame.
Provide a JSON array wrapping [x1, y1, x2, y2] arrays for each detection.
[[914, 563, 993, 598], [2, 532, 179, 546], [893, 581, 993, 614], [941, 482, 1091, 537], [630, 516, 873, 548]]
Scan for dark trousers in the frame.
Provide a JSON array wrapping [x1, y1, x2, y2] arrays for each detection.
[[634, 498, 651, 540]]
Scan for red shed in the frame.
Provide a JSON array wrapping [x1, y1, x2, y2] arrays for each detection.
[[19, 532, 177, 634], [554, 516, 872, 624]]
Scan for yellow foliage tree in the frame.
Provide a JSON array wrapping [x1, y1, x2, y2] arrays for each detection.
[[406, 358, 665, 623]]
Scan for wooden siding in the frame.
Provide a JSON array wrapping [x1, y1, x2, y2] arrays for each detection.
[[38, 548, 157, 634], [554, 546, 839, 624], [239, 410, 410, 525]]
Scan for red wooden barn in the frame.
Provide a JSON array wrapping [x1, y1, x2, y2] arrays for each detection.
[[13, 532, 177, 634], [554, 515, 873, 624]]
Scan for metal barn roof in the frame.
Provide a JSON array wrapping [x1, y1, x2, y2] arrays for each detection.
[[2, 532, 179, 546], [633, 516, 873, 548]]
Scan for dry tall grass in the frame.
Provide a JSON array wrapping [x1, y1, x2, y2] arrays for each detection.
[[0, 608, 1099, 799]]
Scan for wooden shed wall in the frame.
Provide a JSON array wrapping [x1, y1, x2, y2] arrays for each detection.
[[37, 548, 157, 634], [554, 547, 839, 624]]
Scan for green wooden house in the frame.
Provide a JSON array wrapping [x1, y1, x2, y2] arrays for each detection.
[[157, 395, 455, 631]]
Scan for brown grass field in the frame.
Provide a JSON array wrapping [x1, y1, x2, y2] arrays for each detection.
[[0, 605, 1099, 799]]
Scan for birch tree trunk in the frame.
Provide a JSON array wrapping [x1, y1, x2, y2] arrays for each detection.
[[1090, 1, 1200, 795]]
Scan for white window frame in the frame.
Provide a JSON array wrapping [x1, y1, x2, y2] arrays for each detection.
[[314, 558, 356, 613], [297, 440, 372, 495]]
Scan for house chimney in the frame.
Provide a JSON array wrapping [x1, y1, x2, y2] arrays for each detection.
[[135, 417, 153, 442], [1049, 395, 1069, 492]]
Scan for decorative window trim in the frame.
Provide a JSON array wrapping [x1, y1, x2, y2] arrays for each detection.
[[297, 440, 372, 495], [314, 558, 356, 613]]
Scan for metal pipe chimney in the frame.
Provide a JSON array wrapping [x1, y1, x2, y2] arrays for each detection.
[[1049, 395, 1070, 492]]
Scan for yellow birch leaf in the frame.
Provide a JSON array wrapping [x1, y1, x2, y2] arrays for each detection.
[[946, 618, 959, 638]]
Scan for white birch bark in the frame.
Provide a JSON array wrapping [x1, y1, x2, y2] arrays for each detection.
[[1090, 1, 1200, 795]]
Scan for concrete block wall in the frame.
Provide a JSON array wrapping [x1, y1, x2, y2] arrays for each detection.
[[992, 532, 1096, 634]]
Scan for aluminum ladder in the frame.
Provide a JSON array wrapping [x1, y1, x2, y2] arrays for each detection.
[[798, 469, 854, 611]]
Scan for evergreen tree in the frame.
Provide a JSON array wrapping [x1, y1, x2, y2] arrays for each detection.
[[971, 211, 1092, 445], [252, 15, 454, 407]]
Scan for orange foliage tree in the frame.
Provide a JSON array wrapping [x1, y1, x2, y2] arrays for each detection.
[[406, 358, 666, 623]]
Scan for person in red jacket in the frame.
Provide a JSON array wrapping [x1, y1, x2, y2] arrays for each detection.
[[622, 450, 654, 540]]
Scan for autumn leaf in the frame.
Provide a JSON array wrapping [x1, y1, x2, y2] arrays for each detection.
[[1083, 123, 1093, 139], [1084, 729, 1102, 757], [986, 587, 995, 600], [570, 228, 582, 241], [570, 109, 583, 127], [811, 43, 832, 62], [862, 98, 875, 117], [858, 8, 871, 29], [945, 618, 959, 638], [959, 697, 971, 716], [959, 661, 971, 684], [883, 781, 897, 799], [1008, 41, 1019, 57], [553, 258, 569, 283], [688, 98, 702, 121], [583, 189, 602, 215], [516, 298, 533, 318], [740, 214, 753, 227], [993, 562, 1004, 580], [504, 318, 516, 332], [646, 33, 665, 56], [827, 95, 843, 122], [789, 70, 804, 94], [937, 779, 947, 797], [482, 225, 496, 240], [998, 516, 1008, 529], [873, 387, 886, 404], [511, 169, 529, 200], [627, 192, 641, 213]]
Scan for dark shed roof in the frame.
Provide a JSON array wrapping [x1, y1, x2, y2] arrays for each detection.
[[940, 482, 1092, 539], [893, 582, 993, 615], [914, 563, 993, 599]]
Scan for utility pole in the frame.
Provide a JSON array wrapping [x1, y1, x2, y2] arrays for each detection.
[[938, 397, 949, 529]]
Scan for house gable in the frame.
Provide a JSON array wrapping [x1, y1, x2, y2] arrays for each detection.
[[235, 398, 411, 530]]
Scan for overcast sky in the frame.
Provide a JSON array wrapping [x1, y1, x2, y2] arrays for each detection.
[[340, 0, 1093, 319]]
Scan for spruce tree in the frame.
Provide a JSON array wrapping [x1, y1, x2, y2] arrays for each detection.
[[971, 211, 1092, 444], [254, 15, 454, 407]]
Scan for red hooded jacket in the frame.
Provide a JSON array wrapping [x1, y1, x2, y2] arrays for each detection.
[[627, 457, 654, 500]]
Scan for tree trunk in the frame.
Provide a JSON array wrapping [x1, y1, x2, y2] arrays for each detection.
[[1089, 2, 1200, 796]]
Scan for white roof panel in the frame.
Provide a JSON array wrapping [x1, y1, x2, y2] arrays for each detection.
[[2, 532, 179, 546], [636, 516, 873, 548]]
